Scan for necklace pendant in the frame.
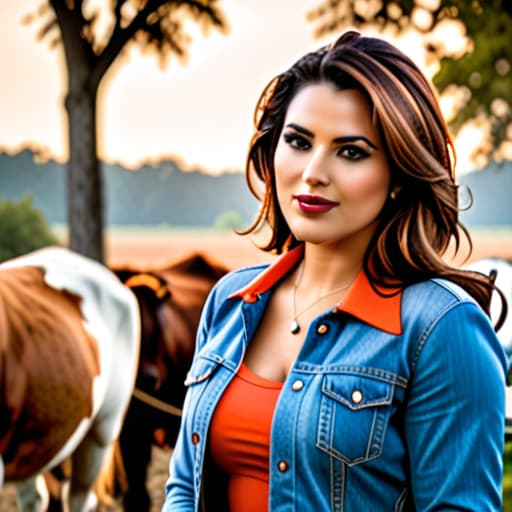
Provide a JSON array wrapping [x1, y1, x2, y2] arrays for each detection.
[[290, 319, 300, 335]]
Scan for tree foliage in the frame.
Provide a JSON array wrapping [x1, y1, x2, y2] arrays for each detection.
[[213, 210, 245, 231], [0, 195, 59, 262], [307, 0, 512, 165], [25, 0, 228, 262]]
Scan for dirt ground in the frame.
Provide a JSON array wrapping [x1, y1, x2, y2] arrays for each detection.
[[1, 228, 511, 511], [0, 445, 170, 511]]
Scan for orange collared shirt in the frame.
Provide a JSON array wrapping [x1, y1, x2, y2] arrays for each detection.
[[230, 244, 402, 336]]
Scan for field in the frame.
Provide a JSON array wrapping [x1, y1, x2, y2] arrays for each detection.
[[103, 227, 277, 270], [1, 227, 512, 511], [102, 227, 512, 270]]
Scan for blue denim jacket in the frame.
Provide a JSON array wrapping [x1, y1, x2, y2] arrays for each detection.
[[163, 246, 507, 511]]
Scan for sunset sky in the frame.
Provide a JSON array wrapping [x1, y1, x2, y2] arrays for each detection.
[[0, 1, 478, 175]]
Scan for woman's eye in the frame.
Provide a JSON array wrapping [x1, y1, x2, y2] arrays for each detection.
[[338, 145, 370, 161], [283, 133, 310, 150]]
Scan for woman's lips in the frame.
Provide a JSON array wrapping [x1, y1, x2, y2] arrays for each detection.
[[293, 194, 339, 213]]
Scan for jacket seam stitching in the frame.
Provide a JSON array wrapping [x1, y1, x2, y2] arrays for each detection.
[[411, 300, 477, 372]]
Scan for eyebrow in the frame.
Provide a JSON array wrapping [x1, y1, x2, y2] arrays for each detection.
[[284, 123, 379, 150]]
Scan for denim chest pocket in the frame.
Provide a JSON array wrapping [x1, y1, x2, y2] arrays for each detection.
[[184, 352, 224, 386], [317, 373, 395, 466]]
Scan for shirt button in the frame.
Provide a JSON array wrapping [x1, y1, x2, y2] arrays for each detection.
[[277, 460, 289, 472], [317, 323, 329, 335], [291, 380, 304, 391], [351, 390, 363, 404], [191, 432, 200, 445]]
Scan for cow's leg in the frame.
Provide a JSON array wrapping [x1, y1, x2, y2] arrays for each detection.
[[15, 476, 48, 512], [67, 435, 107, 512], [119, 402, 154, 512], [42, 463, 72, 512]]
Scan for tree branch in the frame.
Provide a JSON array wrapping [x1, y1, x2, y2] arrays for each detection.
[[90, 0, 225, 90], [49, 0, 96, 91], [89, 0, 170, 89], [49, 0, 96, 87]]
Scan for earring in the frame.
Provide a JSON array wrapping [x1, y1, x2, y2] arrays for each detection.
[[390, 186, 401, 200]]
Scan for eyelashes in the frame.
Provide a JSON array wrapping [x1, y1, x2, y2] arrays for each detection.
[[337, 146, 370, 161], [282, 132, 371, 161], [283, 132, 310, 150]]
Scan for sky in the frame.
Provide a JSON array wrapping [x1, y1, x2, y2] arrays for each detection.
[[0, 0, 478, 175]]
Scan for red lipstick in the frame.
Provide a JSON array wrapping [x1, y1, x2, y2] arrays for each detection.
[[294, 194, 339, 213]]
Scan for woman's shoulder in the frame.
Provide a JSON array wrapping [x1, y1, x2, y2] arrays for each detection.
[[400, 277, 487, 331], [401, 277, 507, 379], [403, 276, 477, 305]]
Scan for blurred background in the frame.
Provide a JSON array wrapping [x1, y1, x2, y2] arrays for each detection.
[[1, 0, 511, 267], [0, 0, 511, 510]]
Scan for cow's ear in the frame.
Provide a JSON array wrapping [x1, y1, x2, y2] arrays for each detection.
[[124, 272, 171, 304]]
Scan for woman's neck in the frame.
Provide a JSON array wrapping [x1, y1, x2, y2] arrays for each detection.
[[295, 242, 365, 295]]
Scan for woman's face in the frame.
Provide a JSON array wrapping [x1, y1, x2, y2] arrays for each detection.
[[274, 82, 392, 250]]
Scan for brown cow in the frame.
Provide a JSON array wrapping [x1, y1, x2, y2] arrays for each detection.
[[110, 252, 229, 511]]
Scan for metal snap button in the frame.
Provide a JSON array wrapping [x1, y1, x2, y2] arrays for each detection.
[[317, 323, 329, 334], [278, 460, 289, 472], [191, 432, 200, 445], [351, 390, 363, 404], [291, 380, 304, 391]]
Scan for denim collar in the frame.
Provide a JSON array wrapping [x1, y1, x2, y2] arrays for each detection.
[[229, 244, 402, 335]]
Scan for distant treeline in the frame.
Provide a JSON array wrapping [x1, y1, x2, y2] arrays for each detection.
[[0, 150, 511, 228], [0, 150, 259, 228]]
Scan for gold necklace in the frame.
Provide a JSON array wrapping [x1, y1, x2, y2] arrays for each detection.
[[290, 264, 353, 335]]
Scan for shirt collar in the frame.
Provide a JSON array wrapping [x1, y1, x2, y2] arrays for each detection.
[[229, 244, 402, 335]]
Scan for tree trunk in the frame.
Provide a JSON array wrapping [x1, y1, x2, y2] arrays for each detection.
[[65, 87, 104, 263]]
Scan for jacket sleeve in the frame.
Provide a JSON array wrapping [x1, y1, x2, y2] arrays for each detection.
[[161, 390, 198, 511], [161, 266, 262, 511], [405, 301, 507, 511]]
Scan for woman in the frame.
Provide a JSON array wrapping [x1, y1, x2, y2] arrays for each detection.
[[162, 31, 507, 511]]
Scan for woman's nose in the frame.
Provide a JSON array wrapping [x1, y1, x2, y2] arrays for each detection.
[[302, 147, 331, 186]]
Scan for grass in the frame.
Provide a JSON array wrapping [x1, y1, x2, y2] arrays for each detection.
[[505, 441, 512, 510]]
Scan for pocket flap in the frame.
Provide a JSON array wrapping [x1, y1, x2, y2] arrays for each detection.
[[321, 373, 394, 410], [184, 353, 224, 385]]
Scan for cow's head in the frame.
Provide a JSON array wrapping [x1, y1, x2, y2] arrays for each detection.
[[113, 254, 229, 448], [121, 271, 173, 391]]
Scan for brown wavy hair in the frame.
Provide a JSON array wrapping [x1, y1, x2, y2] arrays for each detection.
[[242, 30, 506, 328]]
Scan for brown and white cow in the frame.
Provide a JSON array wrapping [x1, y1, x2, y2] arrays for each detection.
[[0, 246, 140, 511]]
